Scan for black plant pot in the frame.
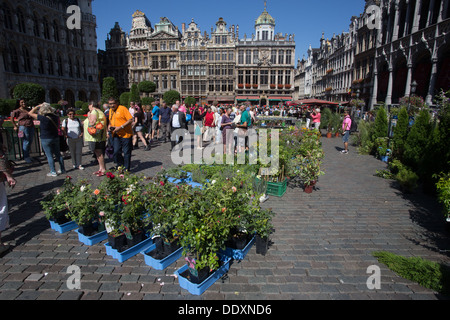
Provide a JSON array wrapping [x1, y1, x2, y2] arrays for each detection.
[[186, 267, 210, 285], [80, 222, 95, 236], [229, 233, 248, 250], [108, 233, 127, 252], [54, 210, 70, 225], [255, 235, 269, 256], [126, 230, 145, 248]]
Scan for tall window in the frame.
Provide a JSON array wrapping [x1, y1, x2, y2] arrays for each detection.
[[33, 14, 40, 37], [152, 56, 158, 69], [252, 70, 258, 84], [57, 54, 63, 76], [285, 70, 291, 85], [170, 56, 177, 69], [43, 19, 50, 40], [238, 50, 244, 64], [17, 8, 26, 33], [245, 50, 251, 64], [260, 70, 268, 85], [270, 70, 276, 84], [245, 70, 251, 84], [2, 4, 13, 29], [38, 51, 44, 74], [153, 76, 159, 90], [22, 46, 31, 72], [253, 50, 259, 64], [162, 75, 168, 89], [53, 21, 60, 42], [278, 50, 284, 64], [238, 70, 244, 84], [271, 50, 276, 64], [47, 51, 54, 75], [160, 56, 167, 69], [171, 75, 177, 89], [277, 70, 283, 84], [286, 50, 292, 65]]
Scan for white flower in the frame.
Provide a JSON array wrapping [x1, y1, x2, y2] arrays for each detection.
[[211, 180, 216, 185], [125, 184, 135, 194], [80, 185, 86, 192]]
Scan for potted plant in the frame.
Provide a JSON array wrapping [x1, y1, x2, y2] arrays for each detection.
[[332, 113, 342, 137], [435, 173, 450, 229], [252, 84, 258, 89], [238, 84, 244, 89], [295, 149, 325, 193], [277, 84, 283, 89], [41, 176, 78, 233], [252, 208, 274, 255], [67, 180, 107, 244], [270, 84, 276, 89], [245, 83, 251, 89]]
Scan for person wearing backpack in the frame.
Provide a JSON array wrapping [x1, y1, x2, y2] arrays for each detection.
[[341, 110, 352, 154], [62, 108, 84, 170]]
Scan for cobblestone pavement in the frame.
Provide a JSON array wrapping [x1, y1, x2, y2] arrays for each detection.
[[0, 129, 449, 300]]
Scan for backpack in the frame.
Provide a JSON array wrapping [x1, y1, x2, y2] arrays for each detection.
[[350, 116, 358, 133]]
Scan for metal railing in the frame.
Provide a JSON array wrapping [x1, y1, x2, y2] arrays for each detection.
[[0, 127, 43, 161]]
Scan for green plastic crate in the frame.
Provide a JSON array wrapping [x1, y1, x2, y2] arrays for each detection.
[[255, 177, 287, 197]]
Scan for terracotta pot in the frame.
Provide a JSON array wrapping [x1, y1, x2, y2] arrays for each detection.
[[326, 132, 332, 138], [304, 185, 313, 193]]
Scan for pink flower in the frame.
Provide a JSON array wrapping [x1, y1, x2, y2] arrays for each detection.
[[232, 186, 237, 193], [160, 181, 165, 186], [99, 211, 105, 217]]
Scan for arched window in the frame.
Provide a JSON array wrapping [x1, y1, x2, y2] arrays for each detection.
[[37, 50, 44, 74], [43, 18, 50, 39], [57, 54, 63, 76], [22, 46, 31, 72], [33, 13, 40, 37], [47, 50, 54, 75], [17, 8, 26, 33], [68, 56, 73, 77], [53, 20, 60, 42], [10, 43, 19, 73], [2, 3, 13, 30]]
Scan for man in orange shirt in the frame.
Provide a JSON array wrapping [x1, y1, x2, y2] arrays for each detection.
[[108, 97, 134, 171]]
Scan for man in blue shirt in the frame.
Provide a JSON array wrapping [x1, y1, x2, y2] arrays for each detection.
[[158, 101, 172, 143], [151, 102, 160, 141]]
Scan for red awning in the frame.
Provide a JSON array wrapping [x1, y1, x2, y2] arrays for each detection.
[[236, 96, 260, 101], [293, 99, 339, 106], [268, 96, 291, 101]]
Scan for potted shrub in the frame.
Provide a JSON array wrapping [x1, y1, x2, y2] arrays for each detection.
[[252, 208, 274, 255], [66, 180, 106, 244], [41, 176, 78, 233], [296, 149, 325, 193], [435, 173, 450, 228]]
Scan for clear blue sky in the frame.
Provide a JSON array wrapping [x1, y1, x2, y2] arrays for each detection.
[[93, 0, 366, 65]]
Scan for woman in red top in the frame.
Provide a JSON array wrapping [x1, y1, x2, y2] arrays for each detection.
[[203, 106, 215, 142]]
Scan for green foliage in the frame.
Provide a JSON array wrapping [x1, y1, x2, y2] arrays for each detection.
[[371, 106, 388, 141], [351, 120, 374, 155], [138, 81, 156, 94], [435, 172, 450, 218], [0, 99, 17, 116], [374, 137, 389, 158], [101, 77, 119, 104], [373, 251, 450, 295], [141, 97, 155, 106], [40, 177, 76, 221], [396, 166, 419, 193], [320, 108, 332, 131], [119, 92, 130, 107], [399, 95, 426, 115], [66, 180, 99, 226], [392, 107, 409, 161], [13, 83, 45, 107], [184, 96, 196, 107], [75, 101, 84, 110], [163, 90, 181, 106], [129, 83, 141, 104], [403, 108, 432, 171]]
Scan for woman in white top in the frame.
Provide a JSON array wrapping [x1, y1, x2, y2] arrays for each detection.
[[62, 108, 84, 170]]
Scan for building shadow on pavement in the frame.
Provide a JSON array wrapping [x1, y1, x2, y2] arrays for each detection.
[[389, 180, 450, 257]]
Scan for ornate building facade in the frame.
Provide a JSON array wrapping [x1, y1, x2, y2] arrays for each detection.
[[235, 5, 296, 105], [99, 4, 295, 106], [0, 0, 100, 106], [371, 0, 450, 108]]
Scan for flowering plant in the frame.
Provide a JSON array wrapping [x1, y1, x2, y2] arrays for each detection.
[[41, 176, 76, 222], [66, 180, 99, 227]]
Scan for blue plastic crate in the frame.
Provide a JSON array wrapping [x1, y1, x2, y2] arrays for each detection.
[[220, 236, 255, 261], [175, 255, 231, 296], [104, 237, 154, 263], [142, 246, 184, 270], [49, 220, 78, 234], [167, 171, 192, 184], [75, 229, 108, 246]]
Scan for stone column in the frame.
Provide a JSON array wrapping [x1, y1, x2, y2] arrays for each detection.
[[385, 62, 394, 106], [405, 0, 413, 35], [427, 0, 436, 26], [404, 62, 413, 97], [438, 0, 446, 23], [392, 1, 401, 41], [426, 57, 438, 106], [411, 0, 422, 33]]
